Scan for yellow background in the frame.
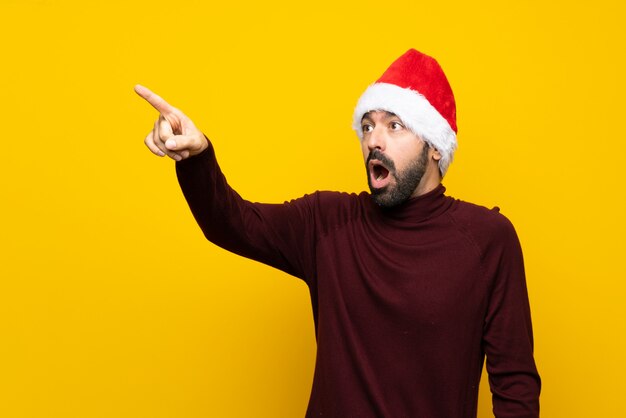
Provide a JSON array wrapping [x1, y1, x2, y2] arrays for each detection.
[[1, 0, 625, 416]]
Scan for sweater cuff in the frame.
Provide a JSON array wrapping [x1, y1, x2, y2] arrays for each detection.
[[175, 136, 214, 168]]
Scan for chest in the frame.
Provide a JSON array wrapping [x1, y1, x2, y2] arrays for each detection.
[[314, 219, 490, 329]]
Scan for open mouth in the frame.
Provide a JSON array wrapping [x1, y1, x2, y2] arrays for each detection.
[[369, 160, 392, 189]]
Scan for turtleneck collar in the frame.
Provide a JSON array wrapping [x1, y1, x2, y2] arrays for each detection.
[[372, 183, 453, 224]]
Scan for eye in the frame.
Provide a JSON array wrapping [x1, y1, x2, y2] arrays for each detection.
[[390, 121, 404, 131], [361, 124, 373, 133]]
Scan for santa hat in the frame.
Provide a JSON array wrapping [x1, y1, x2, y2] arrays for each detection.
[[353, 49, 457, 176]]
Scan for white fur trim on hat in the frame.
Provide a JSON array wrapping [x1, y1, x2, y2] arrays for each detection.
[[352, 82, 457, 176]]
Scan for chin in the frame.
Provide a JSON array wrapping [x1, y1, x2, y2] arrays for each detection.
[[370, 187, 411, 208]]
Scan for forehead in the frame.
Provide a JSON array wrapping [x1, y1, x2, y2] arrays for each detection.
[[361, 110, 401, 123]]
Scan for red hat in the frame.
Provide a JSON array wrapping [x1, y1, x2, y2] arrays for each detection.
[[353, 49, 457, 176]]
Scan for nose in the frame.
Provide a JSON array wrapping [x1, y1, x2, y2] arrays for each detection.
[[366, 126, 386, 152]]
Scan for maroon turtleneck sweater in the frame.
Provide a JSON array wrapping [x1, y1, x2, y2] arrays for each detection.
[[175, 143, 540, 418]]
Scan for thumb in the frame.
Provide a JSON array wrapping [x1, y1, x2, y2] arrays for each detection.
[[164, 136, 184, 151], [164, 134, 204, 152]]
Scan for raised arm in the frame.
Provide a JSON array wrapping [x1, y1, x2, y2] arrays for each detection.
[[135, 85, 317, 282]]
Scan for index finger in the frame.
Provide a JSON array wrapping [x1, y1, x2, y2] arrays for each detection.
[[134, 84, 177, 114]]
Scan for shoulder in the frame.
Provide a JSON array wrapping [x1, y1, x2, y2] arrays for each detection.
[[314, 190, 372, 216], [448, 198, 520, 248], [290, 190, 372, 233], [299, 190, 369, 209]]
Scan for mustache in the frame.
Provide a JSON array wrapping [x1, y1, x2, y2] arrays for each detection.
[[367, 149, 396, 172]]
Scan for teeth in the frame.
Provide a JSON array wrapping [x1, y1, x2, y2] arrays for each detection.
[[376, 174, 383, 181]]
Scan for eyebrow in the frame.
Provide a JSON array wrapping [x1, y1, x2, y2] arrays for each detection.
[[361, 110, 398, 123]]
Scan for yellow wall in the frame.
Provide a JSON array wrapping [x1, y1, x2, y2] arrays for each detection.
[[1, 1, 625, 416]]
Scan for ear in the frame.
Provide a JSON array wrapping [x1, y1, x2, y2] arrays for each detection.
[[430, 147, 442, 161]]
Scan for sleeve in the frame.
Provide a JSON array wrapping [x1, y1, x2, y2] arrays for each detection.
[[174, 140, 318, 283], [482, 217, 541, 418]]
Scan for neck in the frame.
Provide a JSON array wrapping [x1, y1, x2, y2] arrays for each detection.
[[376, 183, 451, 224], [411, 162, 443, 198]]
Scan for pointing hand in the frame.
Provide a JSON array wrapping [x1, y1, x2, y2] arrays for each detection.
[[134, 85, 208, 161]]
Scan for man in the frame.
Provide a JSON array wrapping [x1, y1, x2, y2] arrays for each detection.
[[135, 49, 541, 417]]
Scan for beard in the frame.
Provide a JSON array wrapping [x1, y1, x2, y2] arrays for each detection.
[[367, 145, 430, 208]]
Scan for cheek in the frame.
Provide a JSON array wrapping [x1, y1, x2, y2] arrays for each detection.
[[395, 144, 424, 170]]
